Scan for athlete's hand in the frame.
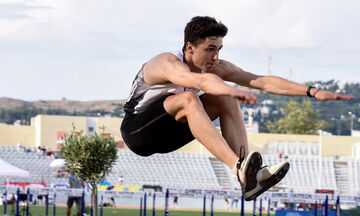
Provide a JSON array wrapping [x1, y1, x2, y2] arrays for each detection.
[[314, 90, 354, 101], [231, 88, 258, 104]]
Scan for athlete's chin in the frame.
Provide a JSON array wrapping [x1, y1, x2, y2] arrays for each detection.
[[205, 65, 215, 72]]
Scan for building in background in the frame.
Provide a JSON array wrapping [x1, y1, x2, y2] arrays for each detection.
[[0, 114, 123, 150], [0, 114, 360, 157]]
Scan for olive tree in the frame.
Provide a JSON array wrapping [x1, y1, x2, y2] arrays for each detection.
[[266, 99, 326, 134], [61, 127, 118, 216]]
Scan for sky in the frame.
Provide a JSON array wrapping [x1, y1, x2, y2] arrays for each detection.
[[0, 0, 359, 101]]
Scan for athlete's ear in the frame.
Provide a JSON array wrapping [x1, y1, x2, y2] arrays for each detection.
[[186, 42, 194, 54]]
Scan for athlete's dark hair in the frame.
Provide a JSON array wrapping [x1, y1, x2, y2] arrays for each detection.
[[183, 16, 228, 52]]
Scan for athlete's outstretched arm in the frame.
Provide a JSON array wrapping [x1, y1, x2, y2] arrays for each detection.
[[143, 53, 257, 104], [215, 60, 355, 101]]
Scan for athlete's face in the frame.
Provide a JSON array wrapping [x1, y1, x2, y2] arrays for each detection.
[[190, 36, 223, 72]]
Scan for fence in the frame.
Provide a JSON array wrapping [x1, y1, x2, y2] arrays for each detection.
[[1, 185, 359, 216]]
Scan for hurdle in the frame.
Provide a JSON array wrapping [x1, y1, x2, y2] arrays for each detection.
[[144, 193, 147, 216], [324, 195, 329, 216], [152, 193, 156, 216], [26, 188, 30, 216], [139, 192, 158, 216], [3, 189, 6, 215], [16, 187, 20, 216], [139, 196, 143, 216], [100, 195, 104, 216], [241, 195, 245, 216], [252, 198, 257, 216], [53, 192, 56, 216], [90, 190, 93, 216], [45, 193, 49, 216], [336, 196, 340, 216], [210, 195, 214, 216], [81, 190, 85, 216], [203, 194, 206, 216], [165, 189, 169, 216]]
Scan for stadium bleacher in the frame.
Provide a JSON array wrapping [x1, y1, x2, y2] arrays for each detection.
[[0, 145, 221, 188], [262, 155, 337, 193], [108, 150, 220, 188], [262, 141, 360, 195], [0, 145, 68, 185]]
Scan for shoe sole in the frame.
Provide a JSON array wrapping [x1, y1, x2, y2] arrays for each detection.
[[245, 161, 290, 201], [242, 152, 262, 194]]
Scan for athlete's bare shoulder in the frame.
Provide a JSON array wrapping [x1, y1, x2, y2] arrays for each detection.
[[146, 52, 180, 66], [143, 52, 184, 85]]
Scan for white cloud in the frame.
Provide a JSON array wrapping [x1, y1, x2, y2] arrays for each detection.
[[0, 0, 359, 100]]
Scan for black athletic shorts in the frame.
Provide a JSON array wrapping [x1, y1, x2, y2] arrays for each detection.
[[120, 94, 196, 156]]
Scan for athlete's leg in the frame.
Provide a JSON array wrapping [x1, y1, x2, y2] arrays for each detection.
[[163, 91, 239, 169], [200, 94, 290, 200], [200, 94, 249, 157], [164, 92, 289, 201]]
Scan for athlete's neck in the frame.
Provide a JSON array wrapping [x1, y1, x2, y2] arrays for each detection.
[[183, 51, 201, 73]]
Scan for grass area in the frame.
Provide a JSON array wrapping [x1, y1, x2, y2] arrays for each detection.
[[0, 205, 273, 216]]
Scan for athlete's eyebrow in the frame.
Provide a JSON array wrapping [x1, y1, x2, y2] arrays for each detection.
[[208, 44, 223, 50]]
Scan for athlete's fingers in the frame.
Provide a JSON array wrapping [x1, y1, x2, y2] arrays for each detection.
[[316, 90, 355, 101], [335, 94, 354, 100], [252, 95, 258, 104], [234, 93, 257, 104], [247, 94, 258, 104], [230, 88, 258, 104]]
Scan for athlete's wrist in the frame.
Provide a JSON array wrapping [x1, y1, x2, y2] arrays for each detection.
[[229, 86, 239, 97], [306, 86, 316, 97]]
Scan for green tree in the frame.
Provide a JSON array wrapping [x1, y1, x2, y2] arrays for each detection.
[[266, 99, 326, 134], [61, 127, 118, 216]]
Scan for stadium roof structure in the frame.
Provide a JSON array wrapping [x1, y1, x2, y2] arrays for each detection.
[[0, 158, 30, 177]]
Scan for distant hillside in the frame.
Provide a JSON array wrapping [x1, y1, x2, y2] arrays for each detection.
[[0, 97, 126, 125], [0, 97, 126, 113]]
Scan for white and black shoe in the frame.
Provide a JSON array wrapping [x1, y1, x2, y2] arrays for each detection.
[[244, 161, 290, 201], [235, 147, 290, 201]]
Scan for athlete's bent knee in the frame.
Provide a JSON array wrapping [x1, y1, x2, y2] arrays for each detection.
[[172, 91, 203, 122], [181, 91, 202, 109]]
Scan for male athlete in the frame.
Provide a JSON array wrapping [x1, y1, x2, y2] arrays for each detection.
[[121, 16, 354, 201]]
